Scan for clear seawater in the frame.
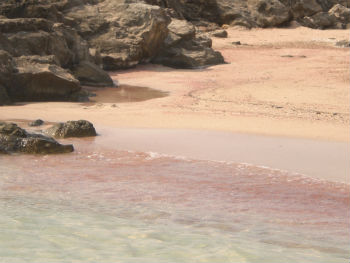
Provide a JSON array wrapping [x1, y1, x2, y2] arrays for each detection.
[[0, 139, 349, 263]]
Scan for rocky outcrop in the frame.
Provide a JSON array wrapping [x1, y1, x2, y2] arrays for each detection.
[[0, 122, 74, 154], [153, 18, 224, 68], [299, 3, 350, 28], [147, 0, 349, 29], [248, 0, 291, 27], [0, 0, 349, 103], [45, 120, 97, 138], [11, 57, 81, 101]]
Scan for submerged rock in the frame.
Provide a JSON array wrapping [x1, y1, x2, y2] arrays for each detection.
[[45, 120, 97, 138], [0, 122, 74, 154]]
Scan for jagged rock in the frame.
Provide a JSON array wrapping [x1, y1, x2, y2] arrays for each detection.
[[72, 61, 114, 87], [29, 119, 44, 127], [10, 58, 81, 101], [0, 122, 74, 154], [328, 4, 350, 26], [45, 120, 97, 138], [248, 0, 291, 27], [300, 4, 350, 29], [67, 1, 170, 70], [300, 12, 334, 28]]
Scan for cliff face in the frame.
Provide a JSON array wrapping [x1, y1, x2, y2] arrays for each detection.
[[0, 0, 349, 104]]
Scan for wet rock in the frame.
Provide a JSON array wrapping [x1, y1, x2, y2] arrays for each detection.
[[72, 61, 114, 87], [45, 120, 97, 138], [0, 122, 74, 154], [29, 119, 44, 127]]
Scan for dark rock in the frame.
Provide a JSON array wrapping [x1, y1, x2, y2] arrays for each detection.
[[336, 39, 350, 47], [72, 61, 114, 87], [248, 0, 291, 27], [10, 59, 81, 102], [29, 119, 44, 127], [232, 41, 241, 45], [0, 85, 10, 105], [211, 29, 228, 38], [0, 122, 74, 154], [45, 120, 97, 138]]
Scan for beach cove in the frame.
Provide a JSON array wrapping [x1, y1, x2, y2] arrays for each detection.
[[0, 26, 349, 262]]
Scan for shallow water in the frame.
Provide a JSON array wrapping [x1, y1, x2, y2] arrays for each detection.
[[83, 85, 169, 104], [0, 138, 349, 263]]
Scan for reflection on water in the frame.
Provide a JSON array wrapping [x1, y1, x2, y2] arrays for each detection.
[[83, 85, 169, 104], [0, 138, 349, 263]]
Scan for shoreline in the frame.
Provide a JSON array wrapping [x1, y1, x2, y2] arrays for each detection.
[[1, 27, 348, 182], [1, 118, 349, 184], [92, 126, 350, 184]]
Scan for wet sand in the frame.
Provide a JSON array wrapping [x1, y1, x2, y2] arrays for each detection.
[[95, 127, 350, 183], [83, 84, 168, 104]]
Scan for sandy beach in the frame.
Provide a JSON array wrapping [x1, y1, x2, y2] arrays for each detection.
[[1, 26, 350, 263], [1, 27, 349, 181]]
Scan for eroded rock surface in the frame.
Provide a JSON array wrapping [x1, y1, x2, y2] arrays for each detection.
[[0, 122, 74, 154]]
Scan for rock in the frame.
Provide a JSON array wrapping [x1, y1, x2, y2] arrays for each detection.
[[328, 4, 350, 27], [248, 0, 291, 27], [232, 41, 242, 45], [45, 120, 97, 138], [279, 0, 322, 19], [29, 119, 44, 127], [10, 58, 81, 101], [336, 39, 350, 47], [153, 18, 224, 68], [211, 29, 228, 38], [168, 19, 195, 40], [67, 2, 170, 70], [72, 61, 114, 87], [0, 85, 10, 105], [0, 122, 74, 154]]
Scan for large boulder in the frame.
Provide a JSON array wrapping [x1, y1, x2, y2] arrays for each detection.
[[67, 1, 170, 70], [45, 120, 97, 138], [10, 57, 81, 101], [0, 122, 74, 154]]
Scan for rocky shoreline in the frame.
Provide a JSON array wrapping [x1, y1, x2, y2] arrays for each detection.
[[0, 0, 349, 105], [0, 120, 96, 154]]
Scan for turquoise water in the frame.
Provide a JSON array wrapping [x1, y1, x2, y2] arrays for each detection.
[[0, 139, 349, 262]]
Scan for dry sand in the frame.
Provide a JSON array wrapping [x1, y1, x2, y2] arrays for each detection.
[[1, 26, 349, 181]]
